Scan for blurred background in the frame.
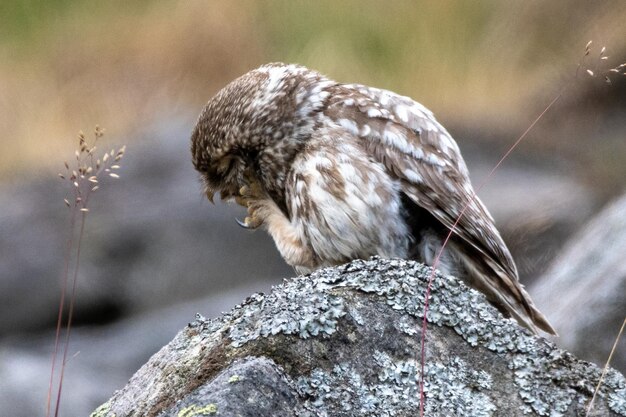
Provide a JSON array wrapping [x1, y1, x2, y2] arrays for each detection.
[[0, 1, 625, 415]]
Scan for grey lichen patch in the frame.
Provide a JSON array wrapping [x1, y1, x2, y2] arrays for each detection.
[[338, 258, 535, 354], [347, 303, 366, 326], [189, 313, 223, 333], [510, 353, 575, 415], [509, 346, 626, 416], [297, 361, 418, 416], [609, 387, 626, 414], [373, 350, 418, 388], [395, 314, 419, 336], [423, 357, 496, 417], [297, 350, 497, 416], [310, 258, 626, 415], [223, 257, 530, 353], [228, 283, 346, 347]]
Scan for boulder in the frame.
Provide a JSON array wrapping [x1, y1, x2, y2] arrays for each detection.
[[92, 259, 626, 417]]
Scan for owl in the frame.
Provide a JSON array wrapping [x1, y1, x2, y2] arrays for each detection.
[[191, 63, 556, 335]]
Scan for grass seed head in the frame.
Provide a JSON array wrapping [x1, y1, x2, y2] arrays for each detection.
[[60, 125, 125, 209]]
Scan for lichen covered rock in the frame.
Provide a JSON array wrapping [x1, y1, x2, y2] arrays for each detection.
[[92, 258, 626, 417]]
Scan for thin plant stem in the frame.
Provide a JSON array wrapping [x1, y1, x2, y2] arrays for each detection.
[[54, 210, 87, 417], [46, 194, 78, 417], [585, 317, 626, 416]]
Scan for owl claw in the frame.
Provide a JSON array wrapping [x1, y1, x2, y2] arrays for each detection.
[[234, 175, 267, 229], [235, 215, 262, 229], [236, 217, 250, 229]]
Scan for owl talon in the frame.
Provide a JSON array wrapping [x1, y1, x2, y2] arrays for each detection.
[[236, 217, 250, 229], [236, 215, 262, 229]]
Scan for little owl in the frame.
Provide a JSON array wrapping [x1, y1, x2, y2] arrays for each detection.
[[191, 63, 555, 335]]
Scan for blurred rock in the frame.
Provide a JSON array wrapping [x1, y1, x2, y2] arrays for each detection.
[[0, 284, 269, 417], [532, 192, 626, 374], [95, 259, 626, 417], [470, 160, 596, 284], [0, 118, 292, 335]]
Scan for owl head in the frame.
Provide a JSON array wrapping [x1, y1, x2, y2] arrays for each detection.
[[191, 63, 333, 203]]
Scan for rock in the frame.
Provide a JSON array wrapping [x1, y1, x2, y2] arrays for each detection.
[[469, 160, 596, 283], [92, 259, 626, 417], [0, 119, 291, 335], [157, 357, 302, 417], [532, 192, 626, 374]]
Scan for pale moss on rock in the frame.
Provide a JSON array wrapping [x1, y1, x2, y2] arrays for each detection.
[[89, 402, 113, 417], [227, 375, 241, 384], [176, 403, 217, 417]]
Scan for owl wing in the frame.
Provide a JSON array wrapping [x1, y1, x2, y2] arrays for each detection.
[[323, 84, 556, 335], [324, 84, 516, 277]]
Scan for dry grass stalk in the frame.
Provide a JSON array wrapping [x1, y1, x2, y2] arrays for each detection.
[[585, 317, 626, 416], [47, 126, 126, 417]]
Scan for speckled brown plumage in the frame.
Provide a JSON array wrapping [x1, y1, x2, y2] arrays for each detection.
[[191, 62, 556, 335]]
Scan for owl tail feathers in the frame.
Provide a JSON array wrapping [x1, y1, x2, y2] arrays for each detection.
[[453, 245, 558, 336], [502, 286, 558, 337]]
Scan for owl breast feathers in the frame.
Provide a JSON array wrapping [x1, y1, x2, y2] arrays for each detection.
[[191, 62, 556, 335]]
